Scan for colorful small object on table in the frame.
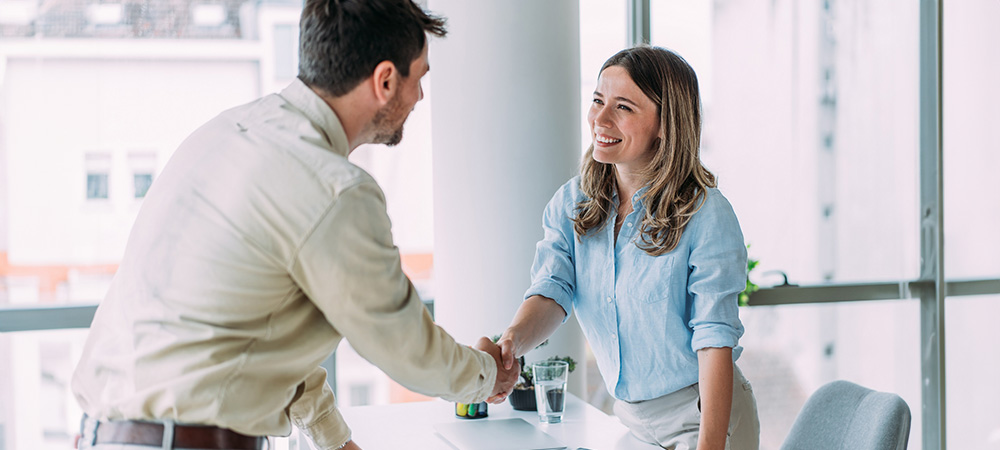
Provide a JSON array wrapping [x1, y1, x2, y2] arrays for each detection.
[[454, 401, 488, 419]]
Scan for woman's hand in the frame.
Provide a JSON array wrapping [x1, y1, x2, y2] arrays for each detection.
[[496, 333, 519, 371], [491, 295, 568, 402], [474, 336, 521, 403]]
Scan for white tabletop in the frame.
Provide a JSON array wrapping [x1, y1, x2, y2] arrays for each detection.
[[339, 393, 659, 450]]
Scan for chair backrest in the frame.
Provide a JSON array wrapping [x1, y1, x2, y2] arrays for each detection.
[[780, 380, 911, 450]]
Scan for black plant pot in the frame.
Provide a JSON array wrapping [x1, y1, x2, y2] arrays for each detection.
[[509, 386, 536, 411]]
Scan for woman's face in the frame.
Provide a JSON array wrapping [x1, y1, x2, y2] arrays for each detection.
[[587, 65, 661, 176]]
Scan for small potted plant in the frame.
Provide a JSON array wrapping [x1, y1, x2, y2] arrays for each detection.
[[508, 354, 577, 411]]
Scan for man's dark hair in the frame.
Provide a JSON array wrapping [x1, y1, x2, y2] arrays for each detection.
[[298, 0, 447, 97]]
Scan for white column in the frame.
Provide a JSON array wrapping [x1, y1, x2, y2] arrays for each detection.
[[428, 1, 588, 397]]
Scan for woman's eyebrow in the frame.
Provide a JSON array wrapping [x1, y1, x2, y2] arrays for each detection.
[[614, 96, 639, 107], [593, 91, 640, 108]]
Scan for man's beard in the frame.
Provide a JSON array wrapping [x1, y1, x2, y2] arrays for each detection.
[[371, 96, 407, 146]]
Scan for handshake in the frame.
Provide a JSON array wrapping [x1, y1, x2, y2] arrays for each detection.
[[473, 336, 521, 404]]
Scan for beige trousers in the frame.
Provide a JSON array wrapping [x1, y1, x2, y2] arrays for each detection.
[[613, 365, 760, 450]]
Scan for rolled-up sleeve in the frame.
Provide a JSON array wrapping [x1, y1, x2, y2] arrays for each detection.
[[524, 187, 577, 321], [687, 191, 747, 352], [290, 178, 496, 437]]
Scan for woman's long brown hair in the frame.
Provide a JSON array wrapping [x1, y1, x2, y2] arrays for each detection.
[[573, 46, 716, 256]]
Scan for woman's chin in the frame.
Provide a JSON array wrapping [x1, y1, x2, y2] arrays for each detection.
[[592, 151, 616, 165]]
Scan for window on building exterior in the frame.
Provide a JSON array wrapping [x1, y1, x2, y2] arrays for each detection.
[[84, 154, 111, 200], [133, 173, 153, 199], [128, 152, 156, 199]]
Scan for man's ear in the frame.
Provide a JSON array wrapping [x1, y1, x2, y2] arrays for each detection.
[[371, 60, 398, 106]]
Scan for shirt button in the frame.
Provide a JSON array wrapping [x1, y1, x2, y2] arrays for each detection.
[[606, 296, 613, 303], [626, 222, 633, 227]]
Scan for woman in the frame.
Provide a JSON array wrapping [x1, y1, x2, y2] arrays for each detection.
[[495, 46, 760, 450]]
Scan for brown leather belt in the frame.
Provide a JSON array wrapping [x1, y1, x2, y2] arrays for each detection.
[[94, 420, 265, 450]]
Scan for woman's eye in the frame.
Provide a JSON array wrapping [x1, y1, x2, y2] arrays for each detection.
[[617, 104, 633, 112], [592, 98, 604, 105]]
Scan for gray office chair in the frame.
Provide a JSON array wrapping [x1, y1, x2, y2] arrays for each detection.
[[781, 380, 911, 450]]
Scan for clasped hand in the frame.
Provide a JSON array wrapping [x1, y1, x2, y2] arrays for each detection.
[[473, 336, 520, 404]]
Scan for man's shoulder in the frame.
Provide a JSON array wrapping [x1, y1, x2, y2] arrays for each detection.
[[218, 94, 372, 190]]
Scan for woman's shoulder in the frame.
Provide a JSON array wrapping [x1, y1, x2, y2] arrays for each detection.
[[550, 175, 586, 204], [691, 187, 739, 222]]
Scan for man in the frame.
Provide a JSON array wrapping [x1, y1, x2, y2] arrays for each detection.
[[71, 1, 520, 449]]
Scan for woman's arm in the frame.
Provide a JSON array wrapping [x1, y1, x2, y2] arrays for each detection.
[[494, 182, 577, 402], [697, 346, 734, 450], [497, 295, 566, 371]]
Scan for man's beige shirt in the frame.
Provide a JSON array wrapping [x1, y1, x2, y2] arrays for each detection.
[[71, 79, 496, 449]]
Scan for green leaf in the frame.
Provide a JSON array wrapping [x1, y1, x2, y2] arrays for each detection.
[[739, 243, 760, 306]]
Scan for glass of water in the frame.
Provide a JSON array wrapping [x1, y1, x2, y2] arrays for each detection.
[[532, 360, 569, 423]]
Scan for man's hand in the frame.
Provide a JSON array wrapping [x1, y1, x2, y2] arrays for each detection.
[[474, 336, 520, 404]]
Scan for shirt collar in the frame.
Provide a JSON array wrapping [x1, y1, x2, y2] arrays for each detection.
[[611, 183, 652, 207], [280, 78, 350, 158], [633, 185, 651, 205]]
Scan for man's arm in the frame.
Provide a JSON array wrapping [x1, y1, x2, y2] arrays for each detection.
[[292, 179, 517, 402]]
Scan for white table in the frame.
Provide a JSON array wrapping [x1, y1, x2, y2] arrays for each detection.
[[339, 393, 660, 449]]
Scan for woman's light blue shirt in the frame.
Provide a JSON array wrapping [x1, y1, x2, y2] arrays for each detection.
[[524, 176, 747, 402]]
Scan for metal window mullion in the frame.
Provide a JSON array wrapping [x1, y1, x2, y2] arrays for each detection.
[[626, 0, 650, 47], [919, 0, 946, 448]]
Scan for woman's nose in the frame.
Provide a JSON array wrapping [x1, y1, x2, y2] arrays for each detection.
[[592, 106, 612, 129]]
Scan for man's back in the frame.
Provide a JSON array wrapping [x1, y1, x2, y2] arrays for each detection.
[[72, 80, 373, 436]]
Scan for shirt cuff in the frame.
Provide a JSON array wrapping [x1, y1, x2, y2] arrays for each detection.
[[524, 281, 572, 322], [298, 406, 352, 450], [690, 325, 739, 353], [462, 349, 498, 403]]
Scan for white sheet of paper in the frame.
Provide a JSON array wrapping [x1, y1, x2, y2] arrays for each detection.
[[433, 417, 566, 450]]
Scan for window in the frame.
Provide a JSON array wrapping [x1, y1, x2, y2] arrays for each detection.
[[128, 153, 156, 199], [133, 173, 152, 199], [1, 2, 278, 449], [0, 330, 87, 450], [84, 154, 111, 200], [942, 2, 1000, 448], [646, 1, 1000, 449]]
